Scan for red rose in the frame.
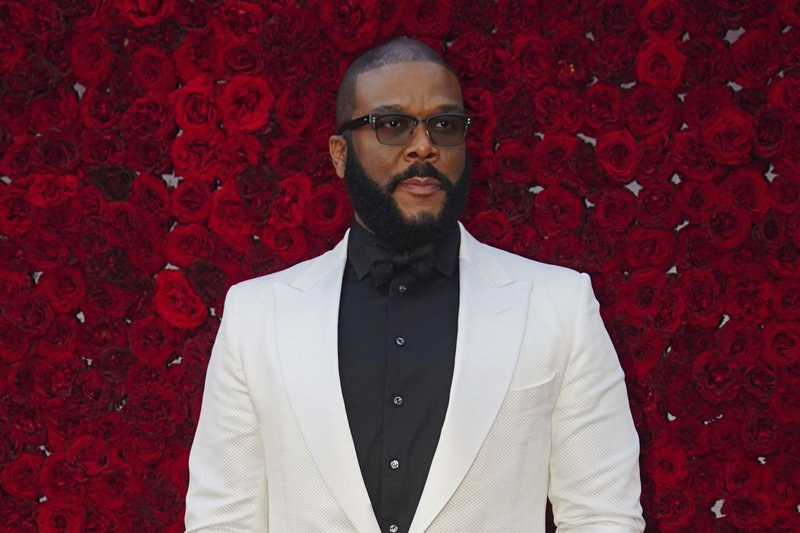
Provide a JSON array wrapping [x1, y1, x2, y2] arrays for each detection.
[[37, 314, 77, 359], [214, 134, 263, 185], [38, 267, 85, 313], [753, 106, 792, 159], [260, 226, 309, 266], [531, 86, 582, 135], [268, 173, 313, 230], [170, 129, 222, 182], [171, 178, 212, 223], [0, 29, 26, 74], [5, 290, 54, 337], [83, 457, 133, 511], [68, 33, 114, 88], [510, 224, 540, 259], [154, 270, 207, 329], [169, 74, 220, 133], [636, 185, 681, 230], [773, 278, 800, 320], [219, 75, 274, 135], [511, 34, 552, 92], [617, 327, 667, 378], [130, 44, 177, 94], [123, 383, 187, 436], [34, 353, 82, 403], [763, 321, 800, 368], [621, 268, 668, 327], [304, 182, 351, 237], [680, 36, 731, 87], [0, 452, 44, 499], [531, 186, 584, 237], [671, 131, 723, 182], [643, 443, 689, 488], [128, 173, 171, 227], [743, 362, 779, 403], [0, 316, 30, 363], [730, 29, 781, 89], [213, 38, 266, 78], [720, 167, 771, 215], [494, 138, 536, 186], [678, 181, 720, 224], [635, 39, 686, 91], [590, 188, 636, 233], [623, 84, 680, 140], [465, 210, 514, 250], [402, 1, 450, 38], [209, 185, 252, 237], [582, 82, 623, 136], [682, 84, 735, 131], [275, 80, 316, 138], [232, 166, 279, 227], [701, 107, 754, 165], [531, 134, 579, 186], [82, 280, 128, 318], [209, 0, 264, 41], [588, 34, 636, 83], [121, 0, 174, 27], [121, 94, 176, 141], [725, 275, 773, 323], [595, 129, 639, 184], [30, 85, 79, 135], [646, 489, 695, 532], [184, 259, 227, 310], [128, 226, 166, 275], [640, 0, 684, 40], [623, 226, 675, 270], [705, 205, 751, 250], [79, 88, 120, 130], [767, 76, 800, 118], [174, 30, 217, 83], [680, 268, 723, 327], [693, 349, 744, 405], [165, 223, 214, 267], [723, 490, 777, 530]]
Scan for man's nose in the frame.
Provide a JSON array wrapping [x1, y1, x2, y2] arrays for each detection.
[[403, 123, 439, 162]]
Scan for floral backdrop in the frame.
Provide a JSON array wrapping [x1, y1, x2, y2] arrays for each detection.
[[0, 0, 799, 531]]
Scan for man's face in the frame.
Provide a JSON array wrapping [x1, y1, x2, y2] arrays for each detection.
[[330, 61, 470, 246]]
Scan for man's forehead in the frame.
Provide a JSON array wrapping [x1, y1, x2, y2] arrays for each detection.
[[353, 61, 463, 107]]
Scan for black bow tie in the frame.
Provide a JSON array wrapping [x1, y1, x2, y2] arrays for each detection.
[[365, 242, 437, 287]]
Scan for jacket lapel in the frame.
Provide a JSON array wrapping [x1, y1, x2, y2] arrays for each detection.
[[275, 233, 381, 533], [409, 227, 532, 533]]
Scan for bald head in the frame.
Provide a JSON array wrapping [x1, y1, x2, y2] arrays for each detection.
[[335, 38, 456, 130]]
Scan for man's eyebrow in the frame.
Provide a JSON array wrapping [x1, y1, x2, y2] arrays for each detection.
[[370, 103, 465, 114]]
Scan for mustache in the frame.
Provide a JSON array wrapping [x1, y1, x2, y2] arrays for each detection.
[[386, 163, 454, 193]]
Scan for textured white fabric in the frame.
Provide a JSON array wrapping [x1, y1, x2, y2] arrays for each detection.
[[185, 224, 645, 532]]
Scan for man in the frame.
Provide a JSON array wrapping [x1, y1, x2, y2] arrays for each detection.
[[186, 38, 644, 532]]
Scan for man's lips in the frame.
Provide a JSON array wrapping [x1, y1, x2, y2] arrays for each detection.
[[396, 177, 443, 195]]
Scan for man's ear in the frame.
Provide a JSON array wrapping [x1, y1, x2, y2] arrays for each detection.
[[329, 134, 347, 179]]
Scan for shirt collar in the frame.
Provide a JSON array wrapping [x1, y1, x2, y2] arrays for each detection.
[[346, 219, 460, 281]]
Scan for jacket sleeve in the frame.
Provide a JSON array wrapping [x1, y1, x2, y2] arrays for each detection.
[[185, 284, 269, 532], [548, 273, 645, 532]]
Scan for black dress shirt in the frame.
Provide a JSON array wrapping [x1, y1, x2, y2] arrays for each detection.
[[338, 221, 460, 533]]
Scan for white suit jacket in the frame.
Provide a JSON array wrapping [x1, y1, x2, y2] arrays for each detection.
[[186, 224, 644, 532]]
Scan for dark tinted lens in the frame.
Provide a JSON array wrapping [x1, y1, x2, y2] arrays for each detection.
[[374, 114, 415, 145], [426, 114, 469, 146]]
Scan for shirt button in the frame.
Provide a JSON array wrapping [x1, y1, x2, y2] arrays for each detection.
[[395, 336, 405, 346], [398, 285, 407, 294], [393, 396, 403, 406], [389, 525, 399, 533], [390, 459, 399, 469]]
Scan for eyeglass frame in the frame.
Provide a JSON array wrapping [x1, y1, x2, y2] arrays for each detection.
[[336, 112, 473, 147]]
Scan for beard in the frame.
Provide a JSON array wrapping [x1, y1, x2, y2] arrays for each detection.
[[343, 137, 471, 250]]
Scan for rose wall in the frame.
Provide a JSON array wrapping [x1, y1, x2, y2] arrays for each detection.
[[0, 0, 799, 531]]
